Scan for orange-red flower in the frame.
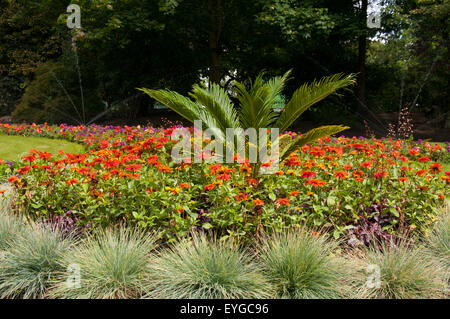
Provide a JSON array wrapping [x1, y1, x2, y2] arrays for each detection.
[[305, 179, 327, 187], [418, 156, 430, 163], [429, 163, 442, 174], [334, 170, 348, 179], [7, 176, 20, 183], [374, 171, 387, 179], [276, 198, 290, 206], [300, 171, 317, 178], [66, 178, 78, 185], [252, 199, 264, 206], [360, 161, 372, 168]]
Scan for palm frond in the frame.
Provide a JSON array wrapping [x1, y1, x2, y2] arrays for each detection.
[[275, 73, 356, 132], [237, 71, 291, 129], [280, 125, 349, 161], [189, 83, 240, 132], [138, 88, 203, 123]]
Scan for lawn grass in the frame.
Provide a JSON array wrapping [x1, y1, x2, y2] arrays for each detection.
[[0, 134, 84, 161]]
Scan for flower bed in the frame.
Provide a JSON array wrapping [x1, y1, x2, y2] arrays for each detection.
[[0, 123, 448, 242]]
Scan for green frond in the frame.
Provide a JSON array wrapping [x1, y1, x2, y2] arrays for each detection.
[[275, 73, 356, 132], [190, 83, 240, 132], [280, 125, 349, 161], [237, 70, 291, 129], [138, 88, 203, 124]]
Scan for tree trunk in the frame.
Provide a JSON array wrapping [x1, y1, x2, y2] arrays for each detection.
[[356, 0, 368, 110], [208, 0, 223, 84]]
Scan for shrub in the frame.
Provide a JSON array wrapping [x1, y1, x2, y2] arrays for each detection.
[[0, 224, 72, 298], [359, 241, 446, 299], [50, 227, 158, 299], [258, 228, 354, 299], [145, 234, 272, 299]]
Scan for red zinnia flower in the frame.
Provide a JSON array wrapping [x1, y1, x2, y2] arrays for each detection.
[[300, 171, 317, 178], [253, 199, 264, 206], [360, 161, 372, 168], [415, 169, 427, 176], [66, 179, 78, 185], [8, 176, 20, 183], [374, 171, 387, 179], [429, 163, 442, 174], [100, 140, 109, 149], [276, 198, 290, 206]]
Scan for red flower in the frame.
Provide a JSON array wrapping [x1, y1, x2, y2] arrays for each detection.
[[8, 176, 20, 183], [360, 161, 372, 168], [253, 199, 264, 206], [300, 171, 317, 178], [334, 170, 348, 179], [66, 179, 78, 185], [99, 140, 109, 149], [290, 191, 299, 197], [374, 171, 387, 179], [234, 192, 250, 202], [217, 173, 231, 181], [22, 154, 36, 162], [429, 163, 442, 174], [38, 152, 53, 160], [276, 198, 290, 206], [415, 169, 427, 177], [204, 184, 216, 191], [305, 179, 327, 187], [418, 156, 430, 163]]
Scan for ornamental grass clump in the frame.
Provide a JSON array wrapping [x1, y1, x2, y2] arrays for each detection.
[[0, 224, 72, 298], [145, 234, 272, 299], [425, 205, 450, 270], [50, 227, 158, 299], [0, 213, 25, 251], [359, 241, 446, 299], [258, 228, 353, 299]]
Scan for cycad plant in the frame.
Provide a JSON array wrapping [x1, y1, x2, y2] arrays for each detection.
[[140, 71, 355, 174]]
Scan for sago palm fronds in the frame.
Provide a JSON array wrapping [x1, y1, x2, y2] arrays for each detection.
[[140, 70, 355, 169]]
